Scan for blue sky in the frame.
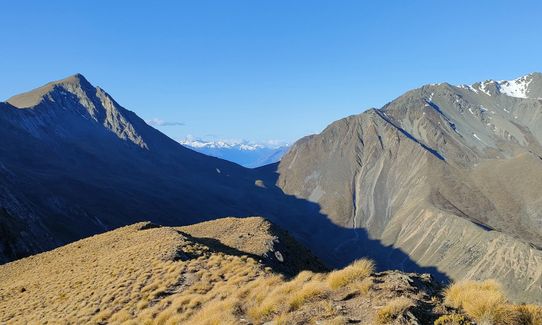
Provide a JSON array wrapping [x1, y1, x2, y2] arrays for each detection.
[[1, 1, 541, 144]]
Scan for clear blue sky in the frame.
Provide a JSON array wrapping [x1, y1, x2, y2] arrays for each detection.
[[1, 1, 541, 144]]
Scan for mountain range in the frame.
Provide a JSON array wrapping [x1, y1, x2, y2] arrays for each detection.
[[1, 73, 541, 304], [179, 137, 289, 168]]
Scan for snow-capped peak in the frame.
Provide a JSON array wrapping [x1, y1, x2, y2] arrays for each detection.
[[459, 73, 540, 99], [179, 136, 287, 151], [496, 75, 533, 99]]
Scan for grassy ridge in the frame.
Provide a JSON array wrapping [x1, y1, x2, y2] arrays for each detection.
[[1, 218, 540, 324]]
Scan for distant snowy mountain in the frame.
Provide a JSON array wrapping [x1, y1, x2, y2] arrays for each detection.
[[180, 137, 289, 168]]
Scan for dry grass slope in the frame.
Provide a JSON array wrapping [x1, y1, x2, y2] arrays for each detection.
[[179, 217, 276, 256], [0, 217, 540, 324], [178, 217, 326, 275]]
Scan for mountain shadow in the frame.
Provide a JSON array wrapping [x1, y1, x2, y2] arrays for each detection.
[[247, 163, 450, 283]]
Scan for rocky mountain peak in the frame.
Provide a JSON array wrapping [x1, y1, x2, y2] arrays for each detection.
[[277, 72, 542, 303], [456, 72, 542, 99], [3, 74, 148, 148], [56, 73, 92, 88], [6, 73, 92, 109]]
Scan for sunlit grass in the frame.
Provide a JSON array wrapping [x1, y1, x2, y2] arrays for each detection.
[[443, 280, 542, 325], [327, 259, 374, 289]]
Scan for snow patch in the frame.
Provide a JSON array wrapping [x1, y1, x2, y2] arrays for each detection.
[[497, 75, 533, 98], [465, 85, 479, 93], [457, 74, 535, 99], [458, 84, 479, 93]]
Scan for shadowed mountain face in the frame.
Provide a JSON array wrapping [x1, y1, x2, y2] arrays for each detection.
[[0, 74, 275, 261], [277, 73, 542, 303]]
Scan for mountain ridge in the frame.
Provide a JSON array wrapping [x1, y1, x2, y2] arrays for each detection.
[[277, 72, 542, 303]]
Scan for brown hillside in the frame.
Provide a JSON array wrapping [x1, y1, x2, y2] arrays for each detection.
[[1, 217, 538, 324]]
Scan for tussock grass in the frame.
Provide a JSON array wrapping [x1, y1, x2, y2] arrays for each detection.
[[444, 280, 506, 324], [443, 280, 542, 325], [287, 282, 328, 310], [1, 218, 539, 324], [514, 304, 542, 325], [352, 277, 373, 296], [327, 259, 374, 289], [434, 314, 469, 325], [375, 296, 414, 324]]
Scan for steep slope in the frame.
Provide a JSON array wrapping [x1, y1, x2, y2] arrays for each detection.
[[0, 217, 468, 325], [0, 74, 301, 263], [277, 73, 542, 303]]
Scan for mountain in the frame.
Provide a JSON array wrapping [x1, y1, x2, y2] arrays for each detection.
[[180, 138, 289, 168], [0, 74, 307, 264], [275, 72, 542, 303]]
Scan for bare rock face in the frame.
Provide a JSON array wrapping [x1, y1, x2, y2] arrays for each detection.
[[277, 73, 542, 303]]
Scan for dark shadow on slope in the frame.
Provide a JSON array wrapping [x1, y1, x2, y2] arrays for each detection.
[[182, 162, 453, 283], [374, 109, 446, 161], [176, 230, 326, 277], [425, 101, 459, 133]]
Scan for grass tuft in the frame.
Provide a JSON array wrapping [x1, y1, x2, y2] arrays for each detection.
[[375, 297, 413, 324], [287, 282, 327, 311], [434, 314, 469, 325], [327, 259, 374, 289], [444, 280, 507, 323], [443, 280, 542, 325]]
